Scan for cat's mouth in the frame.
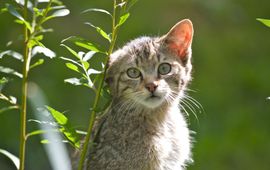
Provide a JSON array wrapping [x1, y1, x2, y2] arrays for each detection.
[[146, 94, 161, 100]]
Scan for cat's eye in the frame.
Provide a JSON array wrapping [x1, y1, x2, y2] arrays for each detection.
[[127, 67, 141, 78], [158, 63, 171, 75]]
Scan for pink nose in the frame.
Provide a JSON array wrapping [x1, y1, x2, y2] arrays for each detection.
[[145, 82, 158, 93]]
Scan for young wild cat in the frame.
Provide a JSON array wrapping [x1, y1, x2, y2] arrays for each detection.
[[85, 19, 194, 170]]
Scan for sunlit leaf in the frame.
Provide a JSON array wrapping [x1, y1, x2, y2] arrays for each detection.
[[82, 61, 90, 70], [7, 4, 32, 32], [0, 50, 23, 61], [65, 63, 80, 73], [87, 68, 102, 76], [61, 36, 104, 53], [42, 9, 70, 23], [51, 9, 70, 17], [257, 18, 270, 28], [28, 119, 57, 127], [41, 139, 50, 144], [116, 1, 127, 8], [45, 106, 81, 148], [116, 13, 130, 28], [32, 46, 56, 58], [26, 129, 59, 139], [81, 8, 112, 18], [0, 66, 22, 78], [0, 77, 9, 91], [64, 77, 91, 88], [15, 0, 33, 8], [84, 22, 111, 42], [46, 106, 68, 125], [83, 51, 96, 61], [0, 149, 19, 169], [60, 43, 80, 59], [60, 57, 80, 66], [0, 106, 19, 114], [30, 59, 45, 70]]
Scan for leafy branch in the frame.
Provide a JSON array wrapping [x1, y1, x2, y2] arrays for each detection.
[[53, 0, 137, 169], [0, 0, 69, 169]]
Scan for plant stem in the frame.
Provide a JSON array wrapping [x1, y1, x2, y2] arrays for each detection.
[[77, 1, 118, 169], [19, 1, 29, 169]]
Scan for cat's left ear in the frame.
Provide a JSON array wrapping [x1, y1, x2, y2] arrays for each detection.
[[162, 19, 194, 62]]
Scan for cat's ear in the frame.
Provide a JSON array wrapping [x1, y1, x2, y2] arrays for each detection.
[[162, 19, 194, 62]]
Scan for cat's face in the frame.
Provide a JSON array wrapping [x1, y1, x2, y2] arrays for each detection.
[[107, 19, 194, 110]]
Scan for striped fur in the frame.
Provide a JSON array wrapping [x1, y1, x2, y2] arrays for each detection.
[[85, 19, 194, 170]]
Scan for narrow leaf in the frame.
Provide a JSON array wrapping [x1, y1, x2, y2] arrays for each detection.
[[62, 36, 103, 53], [116, 13, 130, 27], [45, 106, 81, 148], [26, 129, 59, 139], [60, 44, 80, 59], [0, 50, 23, 61], [0, 149, 19, 169], [32, 46, 56, 58], [46, 106, 68, 125], [0, 105, 20, 114], [30, 59, 44, 70], [6, 4, 24, 21], [0, 66, 22, 78], [81, 8, 112, 18], [83, 51, 96, 61], [82, 61, 90, 70], [84, 22, 111, 42], [257, 18, 270, 28], [60, 57, 80, 66], [65, 63, 80, 73], [51, 9, 70, 17]]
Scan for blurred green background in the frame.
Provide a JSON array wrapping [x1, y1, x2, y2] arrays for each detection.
[[1, 0, 270, 169]]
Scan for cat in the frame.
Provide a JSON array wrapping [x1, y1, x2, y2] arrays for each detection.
[[85, 19, 194, 170]]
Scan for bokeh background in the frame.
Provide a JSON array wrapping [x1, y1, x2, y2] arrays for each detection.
[[1, 0, 270, 169]]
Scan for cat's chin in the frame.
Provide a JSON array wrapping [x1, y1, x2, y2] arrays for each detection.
[[140, 95, 165, 109]]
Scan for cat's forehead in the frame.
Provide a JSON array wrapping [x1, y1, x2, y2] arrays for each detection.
[[111, 37, 161, 64]]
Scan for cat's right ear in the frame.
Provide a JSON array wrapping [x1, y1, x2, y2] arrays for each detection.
[[161, 19, 194, 63]]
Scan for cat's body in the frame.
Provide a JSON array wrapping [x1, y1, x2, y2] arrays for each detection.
[[84, 19, 194, 170]]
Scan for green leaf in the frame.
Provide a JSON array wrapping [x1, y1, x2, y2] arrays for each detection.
[[42, 9, 70, 23], [0, 50, 23, 61], [116, 13, 130, 28], [257, 18, 270, 28], [0, 149, 19, 169], [0, 105, 20, 115], [7, 4, 32, 32], [32, 46, 56, 58], [64, 77, 90, 88], [45, 106, 80, 148], [60, 43, 80, 59], [82, 61, 90, 70], [26, 129, 59, 139], [60, 57, 80, 66], [81, 8, 112, 18], [30, 59, 45, 70], [61, 36, 104, 53], [6, 4, 24, 21], [0, 66, 22, 78], [83, 51, 96, 61], [84, 22, 111, 42], [65, 63, 80, 73], [41, 139, 50, 144], [46, 106, 68, 125]]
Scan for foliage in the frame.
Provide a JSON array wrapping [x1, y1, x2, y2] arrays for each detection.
[[0, 0, 69, 169], [46, 0, 137, 169], [257, 18, 270, 28]]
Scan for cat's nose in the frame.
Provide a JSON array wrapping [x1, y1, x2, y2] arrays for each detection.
[[145, 82, 158, 93]]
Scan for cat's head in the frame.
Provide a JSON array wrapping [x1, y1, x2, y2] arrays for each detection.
[[107, 19, 194, 109]]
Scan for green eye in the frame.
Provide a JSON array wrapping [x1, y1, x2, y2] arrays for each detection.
[[158, 63, 171, 75], [127, 67, 141, 78]]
